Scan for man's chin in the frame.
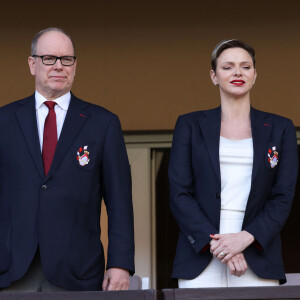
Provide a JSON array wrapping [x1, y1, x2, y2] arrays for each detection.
[[50, 84, 70, 93], [43, 87, 70, 100]]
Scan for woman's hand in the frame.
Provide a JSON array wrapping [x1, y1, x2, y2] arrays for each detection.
[[227, 253, 248, 277], [210, 231, 254, 263], [210, 239, 248, 276]]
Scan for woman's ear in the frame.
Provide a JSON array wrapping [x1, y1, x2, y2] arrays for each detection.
[[210, 69, 218, 86]]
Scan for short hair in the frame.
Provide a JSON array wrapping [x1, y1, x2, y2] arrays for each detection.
[[211, 39, 255, 72], [31, 27, 75, 56]]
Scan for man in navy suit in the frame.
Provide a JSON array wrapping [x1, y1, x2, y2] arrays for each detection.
[[0, 28, 134, 291]]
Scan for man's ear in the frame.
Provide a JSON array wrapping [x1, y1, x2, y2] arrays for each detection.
[[28, 56, 36, 76], [73, 59, 77, 76]]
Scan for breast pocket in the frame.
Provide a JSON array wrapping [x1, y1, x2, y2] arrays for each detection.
[[72, 141, 100, 172]]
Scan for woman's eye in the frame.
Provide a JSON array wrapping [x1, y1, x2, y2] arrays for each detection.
[[222, 66, 231, 70], [242, 66, 251, 69]]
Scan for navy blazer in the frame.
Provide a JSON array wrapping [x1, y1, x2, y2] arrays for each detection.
[[0, 94, 134, 290], [169, 106, 298, 284]]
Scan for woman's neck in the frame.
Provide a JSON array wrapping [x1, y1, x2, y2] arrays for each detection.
[[220, 94, 251, 122], [220, 94, 252, 140]]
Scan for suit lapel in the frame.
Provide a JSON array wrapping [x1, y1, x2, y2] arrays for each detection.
[[199, 107, 221, 184], [251, 107, 273, 182], [15, 95, 45, 179], [45, 95, 90, 179]]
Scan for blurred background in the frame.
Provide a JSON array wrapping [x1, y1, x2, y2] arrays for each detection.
[[1, 0, 300, 129]]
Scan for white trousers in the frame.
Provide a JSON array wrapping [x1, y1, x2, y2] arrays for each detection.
[[178, 210, 279, 288]]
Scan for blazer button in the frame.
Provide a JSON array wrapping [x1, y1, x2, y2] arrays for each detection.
[[41, 185, 47, 190], [216, 193, 220, 199], [188, 236, 195, 244]]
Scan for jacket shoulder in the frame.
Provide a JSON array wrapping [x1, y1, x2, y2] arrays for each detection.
[[0, 95, 34, 120], [0, 95, 32, 111], [252, 107, 294, 127], [71, 95, 120, 125], [177, 107, 220, 125]]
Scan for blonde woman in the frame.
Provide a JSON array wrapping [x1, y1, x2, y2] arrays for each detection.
[[169, 40, 298, 287]]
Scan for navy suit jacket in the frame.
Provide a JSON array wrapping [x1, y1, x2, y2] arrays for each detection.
[[169, 106, 298, 284], [0, 93, 134, 290]]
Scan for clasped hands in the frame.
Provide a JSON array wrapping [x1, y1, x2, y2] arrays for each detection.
[[209, 231, 254, 277]]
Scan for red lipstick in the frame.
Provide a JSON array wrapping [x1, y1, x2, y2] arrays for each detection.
[[230, 80, 245, 86]]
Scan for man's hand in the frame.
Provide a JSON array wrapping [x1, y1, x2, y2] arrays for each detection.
[[102, 268, 130, 291], [210, 231, 254, 263], [227, 253, 248, 277]]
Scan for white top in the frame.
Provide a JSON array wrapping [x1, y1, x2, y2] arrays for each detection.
[[35, 91, 71, 151], [219, 136, 253, 212]]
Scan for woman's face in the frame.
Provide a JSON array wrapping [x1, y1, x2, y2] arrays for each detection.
[[210, 47, 257, 98]]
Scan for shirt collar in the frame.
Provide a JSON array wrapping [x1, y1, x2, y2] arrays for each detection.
[[35, 90, 71, 111]]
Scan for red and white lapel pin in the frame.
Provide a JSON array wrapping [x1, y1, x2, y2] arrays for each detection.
[[268, 146, 278, 168], [77, 146, 90, 166]]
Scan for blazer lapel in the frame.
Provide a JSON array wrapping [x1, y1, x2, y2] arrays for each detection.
[[251, 107, 273, 182], [199, 107, 221, 184], [45, 95, 90, 179], [15, 95, 45, 179], [198, 107, 273, 185]]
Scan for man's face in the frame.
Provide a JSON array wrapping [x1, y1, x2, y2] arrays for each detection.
[[28, 31, 77, 100]]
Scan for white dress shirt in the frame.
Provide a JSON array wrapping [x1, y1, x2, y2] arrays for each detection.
[[35, 91, 71, 151]]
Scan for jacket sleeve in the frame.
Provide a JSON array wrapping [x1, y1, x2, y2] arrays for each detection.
[[244, 119, 298, 251], [101, 114, 135, 274], [169, 116, 218, 254]]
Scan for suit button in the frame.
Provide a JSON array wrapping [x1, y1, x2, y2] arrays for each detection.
[[188, 236, 195, 244], [41, 185, 47, 190], [216, 193, 220, 199]]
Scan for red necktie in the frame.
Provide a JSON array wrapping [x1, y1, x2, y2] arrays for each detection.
[[42, 101, 57, 176]]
